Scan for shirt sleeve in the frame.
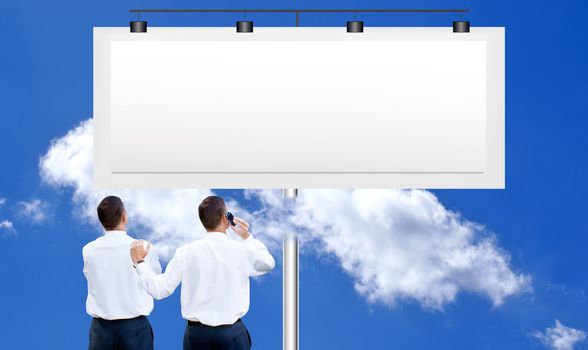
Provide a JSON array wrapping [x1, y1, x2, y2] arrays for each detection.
[[82, 246, 89, 278], [145, 246, 162, 274], [135, 248, 182, 300], [243, 234, 276, 277]]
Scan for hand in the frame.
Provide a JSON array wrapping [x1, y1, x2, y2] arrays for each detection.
[[130, 239, 151, 265], [231, 217, 250, 240]]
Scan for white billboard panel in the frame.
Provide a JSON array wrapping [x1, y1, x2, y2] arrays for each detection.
[[94, 27, 504, 188]]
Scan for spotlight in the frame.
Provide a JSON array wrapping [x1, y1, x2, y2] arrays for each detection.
[[453, 21, 470, 33], [347, 21, 364, 33], [236, 21, 253, 33], [130, 21, 147, 33]]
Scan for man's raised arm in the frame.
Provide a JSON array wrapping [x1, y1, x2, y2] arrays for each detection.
[[243, 234, 276, 277], [131, 240, 182, 300], [232, 217, 276, 277]]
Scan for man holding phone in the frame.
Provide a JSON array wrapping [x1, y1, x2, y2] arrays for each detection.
[[130, 195, 275, 350]]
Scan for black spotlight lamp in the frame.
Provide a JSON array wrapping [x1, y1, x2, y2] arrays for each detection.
[[236, 21, 254, 33], [347, 21, 364, 33], [453, 21, 470, 33], [130, 21, 147, 33]]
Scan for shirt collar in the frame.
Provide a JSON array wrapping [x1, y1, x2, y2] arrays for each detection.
[[206, 231, 227, 238], [104, 230, 128, 237]]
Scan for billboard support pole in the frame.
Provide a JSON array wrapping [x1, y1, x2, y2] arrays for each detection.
[[283, 188, 299, 350]]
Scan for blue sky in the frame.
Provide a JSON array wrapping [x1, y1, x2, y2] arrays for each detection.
[[1, 0, 587, 349]]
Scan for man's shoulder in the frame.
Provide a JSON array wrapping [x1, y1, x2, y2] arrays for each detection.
[[124, 233, 139, 243], [82, 238, 101, 255], [177, 240, 201, 252], [174, 238, 210, 255], [82, 233, 134, 256]]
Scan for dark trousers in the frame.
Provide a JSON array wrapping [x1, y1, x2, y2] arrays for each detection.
[[89, 315, 154, 350], [183, 318, 252, 350]]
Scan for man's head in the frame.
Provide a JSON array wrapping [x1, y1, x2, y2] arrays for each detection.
[[97, 196, 127, 231], [198, 196, 230, 232]]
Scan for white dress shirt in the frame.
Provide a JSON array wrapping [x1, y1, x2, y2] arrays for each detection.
[[135, 231, 275, 326], [82, 230, 162, 320]]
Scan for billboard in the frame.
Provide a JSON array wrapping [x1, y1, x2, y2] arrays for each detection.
[[94, 27, 504, 188]]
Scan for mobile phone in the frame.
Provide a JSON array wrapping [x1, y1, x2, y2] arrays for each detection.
[[226, 211, 236, 226]]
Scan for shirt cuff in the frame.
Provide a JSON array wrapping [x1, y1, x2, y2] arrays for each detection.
[[243, 233, 254, 241]]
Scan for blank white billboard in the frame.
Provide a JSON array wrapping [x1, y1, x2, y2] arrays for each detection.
[[94, 27, 504, 188]]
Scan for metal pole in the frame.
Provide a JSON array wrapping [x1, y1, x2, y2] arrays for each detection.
[[283, 188, 298, 350]]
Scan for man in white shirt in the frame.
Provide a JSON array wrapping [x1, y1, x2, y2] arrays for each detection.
[[130, 195, 275, 350], [83, 196, 162, 350]]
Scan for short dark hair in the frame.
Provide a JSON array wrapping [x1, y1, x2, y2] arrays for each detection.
[[198, 196, 226, 231], [97, 196, 125, 230]]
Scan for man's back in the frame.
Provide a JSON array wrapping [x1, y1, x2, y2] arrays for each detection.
[[83, 230, 161, 320], [180, 233, 258, 324]]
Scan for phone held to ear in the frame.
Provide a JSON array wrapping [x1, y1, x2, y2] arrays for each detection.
[[226, 211, 236, 226]]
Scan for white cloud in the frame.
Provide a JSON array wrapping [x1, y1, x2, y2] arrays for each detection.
[[534, 320, 586, 350], [39, 119, 245, 258], [17, 199, 50, 223], [0, 199, 15, 237], [0, 219, 16, 237], [245, 189, 531, 309], [40, 118, 531, 309]]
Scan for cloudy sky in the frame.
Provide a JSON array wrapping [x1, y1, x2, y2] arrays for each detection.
[[1, 0, 587, 349]]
